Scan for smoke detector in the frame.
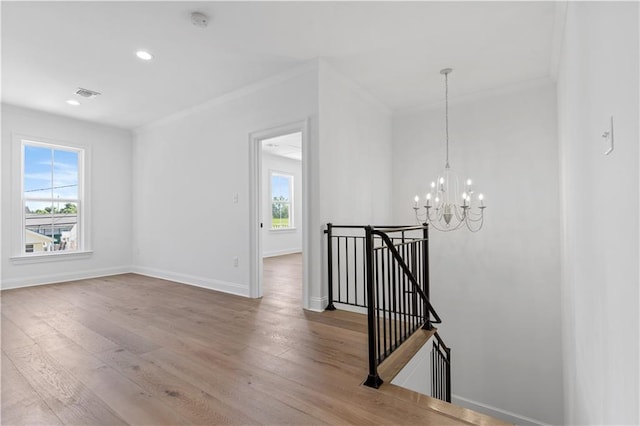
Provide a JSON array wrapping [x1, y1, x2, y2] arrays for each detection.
[[191, 12, 209, 28], [74, 87, 101, 99]]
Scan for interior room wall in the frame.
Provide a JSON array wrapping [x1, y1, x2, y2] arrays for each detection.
[[317, 61, 393, 227], [261, 152, 302, 257], [392, 83, 563, 425], [132, 66, 319, 300], [132, 60, 393, 310], [557, 2, 639, 424], [0, 104, 133, 288], [316, 60, 394, 309]]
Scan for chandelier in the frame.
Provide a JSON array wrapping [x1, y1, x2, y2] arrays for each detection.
[[413, 68, 486, 232]]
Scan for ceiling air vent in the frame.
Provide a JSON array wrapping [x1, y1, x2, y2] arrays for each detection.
[[74, 87, 101, 99]]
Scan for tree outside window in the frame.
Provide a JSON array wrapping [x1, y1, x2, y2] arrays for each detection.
[[271, 172, 293, 229]]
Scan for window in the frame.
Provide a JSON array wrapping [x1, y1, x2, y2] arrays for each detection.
[[21, 140, 83, 255], [270, 171, 293, 229]]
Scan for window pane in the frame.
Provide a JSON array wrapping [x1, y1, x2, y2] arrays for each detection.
[[53, 149, 79, 199], [272, 175, 291, 202], [270, 173, 293, 229], [53, 202, 78, 251], [25, 200, 54, 253], [272, 202, 291, 228], [24, 201, 79, 253], [24, 145, 52, 198]]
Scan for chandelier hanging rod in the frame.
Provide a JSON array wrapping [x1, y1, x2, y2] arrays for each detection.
[[441, 67, 451, 168]]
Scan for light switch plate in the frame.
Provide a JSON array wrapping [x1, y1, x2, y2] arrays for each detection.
[[602, 116, 614, 155]]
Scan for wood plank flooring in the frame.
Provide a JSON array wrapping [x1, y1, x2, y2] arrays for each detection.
[[1, 253, 505, 425]]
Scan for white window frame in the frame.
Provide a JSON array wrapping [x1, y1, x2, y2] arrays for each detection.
[[269, 170, 294, 231], [11, 134, 92, 263]]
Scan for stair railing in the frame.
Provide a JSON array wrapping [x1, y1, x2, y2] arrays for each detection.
[[325, 224, 449, 393], [365, 225, 442, 388], [431, 332, 452, 402]]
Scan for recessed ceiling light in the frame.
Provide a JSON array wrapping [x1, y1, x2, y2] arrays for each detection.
[[136, 50, 154, 61], [66, 99, 80, 106]]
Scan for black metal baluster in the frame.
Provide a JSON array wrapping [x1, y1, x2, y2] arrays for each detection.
[[446, 345, 452, 402], [337, 236, 342, 303], [391, 247, 398, 350], [401, 238, 407, 341], [380, 247, 387, 359], [431, 343, 436, 399], [345, 236, 350, 304], [362, 237, 367, 307], [375, 248, 381, 363], [353, 237, 358, 306]]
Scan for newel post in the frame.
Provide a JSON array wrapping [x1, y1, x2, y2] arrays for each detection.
[[422, 223, 433, 330], [363, 226, 383, 388], [325, 223, 336, 311]]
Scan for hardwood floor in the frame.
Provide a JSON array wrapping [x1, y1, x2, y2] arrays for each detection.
[[1, 254, 505, 425]]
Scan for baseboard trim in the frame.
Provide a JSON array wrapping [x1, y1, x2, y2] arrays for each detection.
[[263, 249, 302, 258], [333, 302, 367, 315], [132, 265, 250, 298], [308, 295, 327, 312], [452, 394, 551, 426], [1, 266, 132, 290]]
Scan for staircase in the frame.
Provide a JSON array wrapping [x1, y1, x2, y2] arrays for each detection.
[[325, 224, 451, 401]]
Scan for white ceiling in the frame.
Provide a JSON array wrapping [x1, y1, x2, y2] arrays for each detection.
[[262, 132, 302, 161], [1, 2, 558, 129]]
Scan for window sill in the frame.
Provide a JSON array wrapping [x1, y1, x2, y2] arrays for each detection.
[[269, 227, 297, 233], [10, 250, 94, 265]]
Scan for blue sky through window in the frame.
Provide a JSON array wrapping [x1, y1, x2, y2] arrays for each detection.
[[272, 175, 290, 201], [24, 145, 78, 199]]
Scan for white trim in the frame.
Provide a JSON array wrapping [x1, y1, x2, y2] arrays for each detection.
[[394, 76, 554, 117], [249, 129, 263, 299], [134, 61, 318, 134], [333, 302, 367, 316], [12, 133, 92, 258], [263, 249, 302, 258], [308, 295, 327, 312], [451, 395, 551, 426], [318, 59, 391, 115], [0, 266, 130, 290], [249, 119, 310, 308], [10, 250, 93, 264], [132, 266, 249, 298], [549, 1, 569, 81], [268, 228, 297, 233]]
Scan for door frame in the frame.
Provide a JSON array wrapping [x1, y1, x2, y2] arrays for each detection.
[[249, 119, 310, 308]]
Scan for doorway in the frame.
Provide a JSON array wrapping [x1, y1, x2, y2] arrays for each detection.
[[249, 120, 309, 308]]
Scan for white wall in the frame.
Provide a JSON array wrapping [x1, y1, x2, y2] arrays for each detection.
[[132, 61, 393, 310], [318, 61, 393, 226], [392, 83, 563, 425], [391, 337, 433, 396], [316, 60, 394, 309], [262, 152, 302, 257], [557, 3, 639, 425], [132, 66, 319, 300], [1, 104, 133, 288]]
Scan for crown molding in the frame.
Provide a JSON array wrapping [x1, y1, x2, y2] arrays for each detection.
[[549, 1, 569, 81], [133, 60, 319, 135], [393, 75, 554, 117]]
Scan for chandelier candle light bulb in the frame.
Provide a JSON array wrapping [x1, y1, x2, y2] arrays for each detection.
[[413, 68, 487, 232]]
